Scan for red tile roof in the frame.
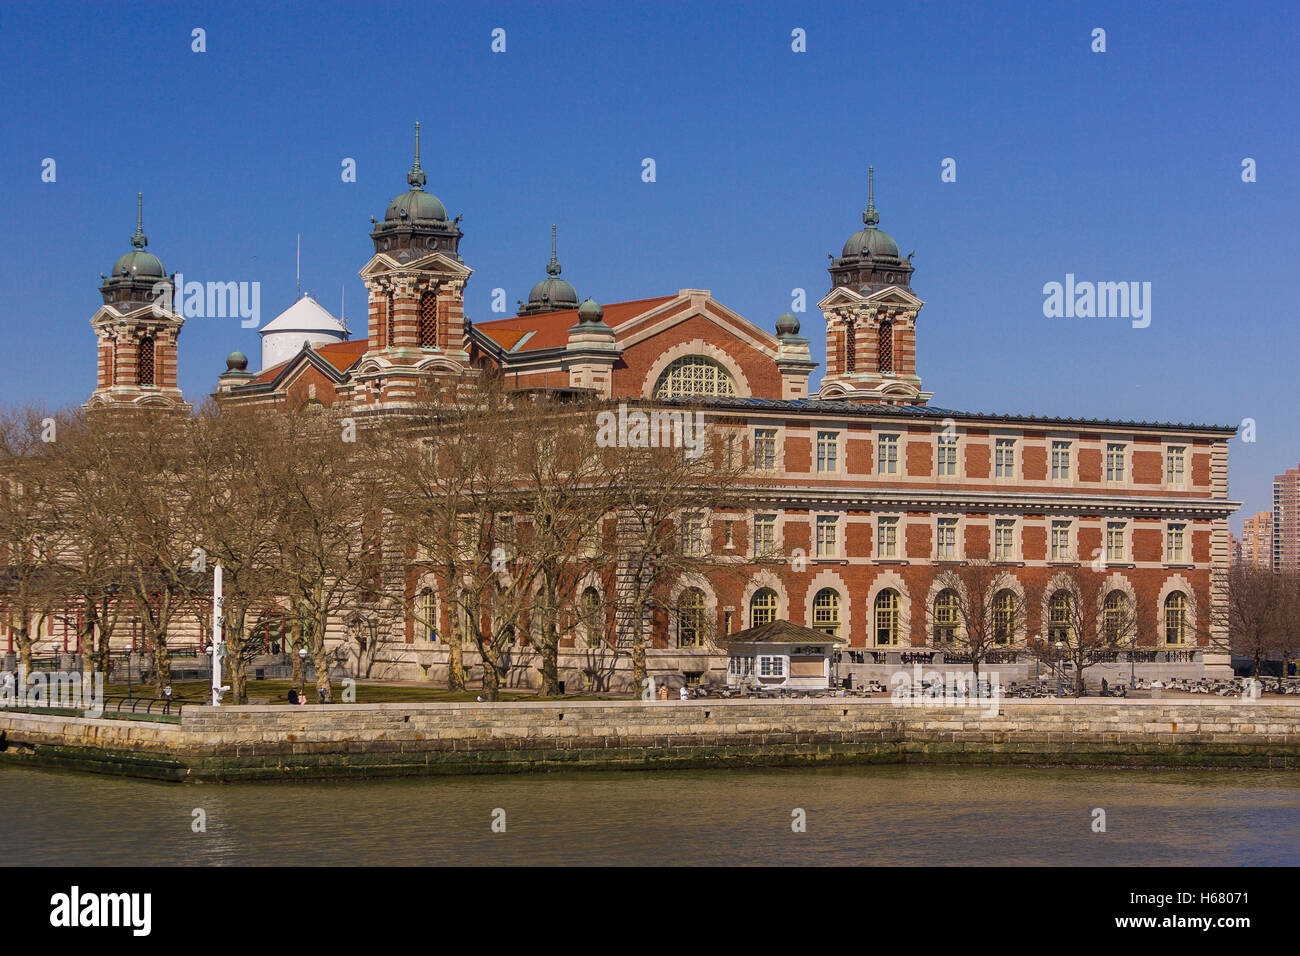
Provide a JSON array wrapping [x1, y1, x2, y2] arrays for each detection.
[[475, 295, 677, 352], [251, 339, 368, 385]]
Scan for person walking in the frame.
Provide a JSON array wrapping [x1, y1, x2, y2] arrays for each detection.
[[679, 684, 689, 701]]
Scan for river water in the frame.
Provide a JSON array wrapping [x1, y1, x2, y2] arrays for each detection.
[[3, 764, 1297, 866]]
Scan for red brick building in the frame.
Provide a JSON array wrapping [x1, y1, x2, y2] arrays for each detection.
[[85, 133, 1239, 684]]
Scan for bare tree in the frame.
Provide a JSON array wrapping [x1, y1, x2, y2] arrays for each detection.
[[931, 560, 1031, 689], [1026, 566, 1143, 696]]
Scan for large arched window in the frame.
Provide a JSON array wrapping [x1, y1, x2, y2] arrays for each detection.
[[581, 586, 603, 648], [654, 356, 736, 399], [877, 320, 893, 374], [749, 587, 777, 628], [1164, 592, 1188, 646], [874, 589, 899, 646], [677, 587, 706, 648], [934, 589, 959, 644], [418, 292, 438, 348], [137, 335, 155, 387], [812, 588, 840, 638], [992, 589, 1017, 646], [1048, 591, 1074, 643], [1103, 591, 1128, 643]]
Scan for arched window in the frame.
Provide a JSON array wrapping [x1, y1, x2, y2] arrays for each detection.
[[654, 356, 736, 399], [1103, 591, 1128, 643], [877, 320, 893, 374], [581, 586, 603, 648], [812, 588, 840, 638], [677, 587, 706, 648], [749, 588, 777, 628], [418, 292, 438, 348], [934, 589, 959, 643], [419, 589, 436, 642], [992, 589, 1017, 645], [1048, 590, 1074, 643], [1164, 592, 1188, 646], [137, 335, 155, 386], [874, 589, 899, 646]]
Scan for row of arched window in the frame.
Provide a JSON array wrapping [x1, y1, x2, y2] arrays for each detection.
[[415, 584, 1192, 649]]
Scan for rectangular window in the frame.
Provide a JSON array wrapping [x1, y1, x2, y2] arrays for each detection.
[[816, 431, 838, 473], [815, 515, 838, 558], [1167, 523, 1186, 563], [681, 515, 705, 557], [877, 434, 899, 475], [1105, 443, 1126, 483], [1051, 441, 1071, 480], [1106, 521, 1127, 562], [758, 655, 785, 678], [937, 435, 958, 476], [753, 514, 777, 557], [877, 516, 898, 558], [995, 438, 1016, 479], [994, 519, 1015, 560], [754, 428, 777, 471], [936, 518, 957, 559], [1166, 446, 1185, 485], [1050, 520, 1071, 561]]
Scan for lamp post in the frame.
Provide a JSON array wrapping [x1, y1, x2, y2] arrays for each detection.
[[298, 646, 309, 700], [1053, 641, 1066, 697], [1034, 634, 1041, 684]]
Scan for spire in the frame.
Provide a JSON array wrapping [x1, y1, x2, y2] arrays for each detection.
[[407, 121, 426, 190], [131, 192, 148, 249], [862, 165, 879, 227], [546, 223, 562, 276]]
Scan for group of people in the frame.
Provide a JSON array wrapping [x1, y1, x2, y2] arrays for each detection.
[[286, 686, 327, 705]]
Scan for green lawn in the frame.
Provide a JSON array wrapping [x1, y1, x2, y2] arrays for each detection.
[[101, 679, 612, 705]]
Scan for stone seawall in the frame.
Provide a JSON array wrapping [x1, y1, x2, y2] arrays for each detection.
[[1, 698, 1297, 781]]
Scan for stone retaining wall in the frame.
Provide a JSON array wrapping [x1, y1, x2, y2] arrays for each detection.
[[1, 698, 1296, 781]]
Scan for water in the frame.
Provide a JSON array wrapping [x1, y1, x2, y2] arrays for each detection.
[[3, 764, 1297, 866]]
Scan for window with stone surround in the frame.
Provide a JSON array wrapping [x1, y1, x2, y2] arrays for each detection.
[[812, 588, 841, 638], [1164, 592, 1188, 645], [753, 514, 777, 557], [654, 356, 736, 399], [1166, 523, 1186, 563], [749, 588, 778, 627], [994, 519, 1015, 560], [874, 589, 900, 646], [1106, 443, 1127, 483], [937, 434, 958, 476], [877, 434, 899, 475], [995, 438, 1016, 479], [816, 431, 839, 473], [1051, 441, 1071, 480], [753, 428, 777, 471], [1106, 521, 1127, 562], [1166, 446, 1186, 486], [676, 587, 705, 648], [815, 515, 838, 558], [936, 517, 957, 559], [877, 516, 899, 558], [992, 590, 1016, 645], [934, 589, 959, 643]]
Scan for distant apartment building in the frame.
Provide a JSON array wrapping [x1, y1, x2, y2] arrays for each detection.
[[1272, 467, 1300, 570], [1237, 511, 1272, 567]]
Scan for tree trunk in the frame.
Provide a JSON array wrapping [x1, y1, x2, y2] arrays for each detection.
[[290, 616, 304, 687], [150, 634, 173, 695], [312, 610, 332, 703], [480, 642, 502, 701], [629, 592, 648, 696], [537, 587, 560, 696], [445, 582, 466, 691]]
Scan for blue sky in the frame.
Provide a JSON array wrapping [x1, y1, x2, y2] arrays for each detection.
[[1, 0, 1295, 528]]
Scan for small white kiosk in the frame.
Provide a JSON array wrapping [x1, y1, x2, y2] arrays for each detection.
[[723, 620, 845, 692]]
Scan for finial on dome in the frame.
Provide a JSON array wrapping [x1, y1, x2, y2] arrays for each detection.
[[131, 192, 148, 249], [407, 122, 426, 190], [776, 312, 800, 337], [863, 165, 879, 227], [546, 223, 562, 277], [577, 297, 604, 324]]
